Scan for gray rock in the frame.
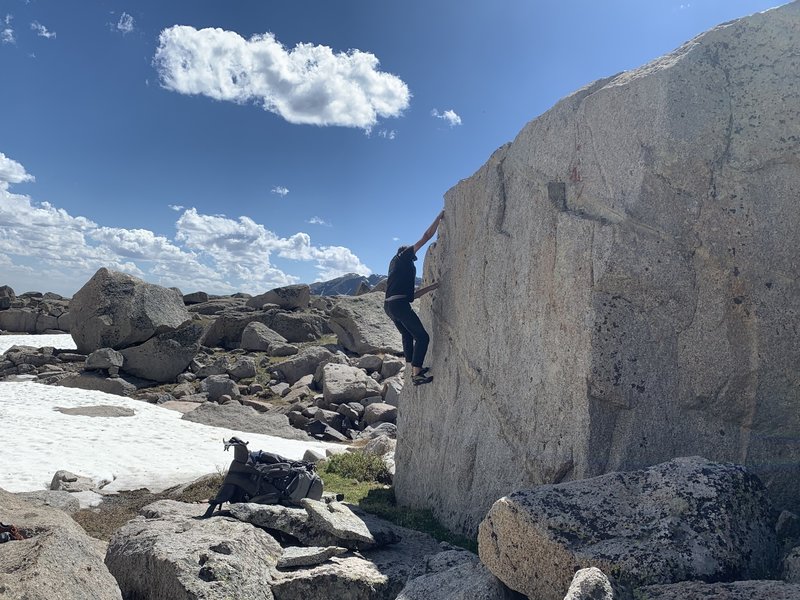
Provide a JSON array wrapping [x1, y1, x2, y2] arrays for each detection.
[[182, 291, 209, 304], [478, 457, 777, 600], [119, 322, 204, 382], [187, 297, 247, 315], [227, 356, 257, 380], [302, 448, 326, 463], [363, 402, 397, 425], [276, 545, 348, 569], [14, 490, 80, 515], [301, 499, 375, 545], [364, 435, 396, 457], [563, 568, 630, 600], [194, 355, 229, 377], [246, 284, 310, 310], [56, 372, 139, 396], [359, 423, 397, 439], [85, 347, 123, 371], [50, 470, 95, 492], [357, 354, 384, 373], [337, 401, 365, 421], [0, 308, 38, 333], [0, 487, 122, 600], [637, 580, 800, 599], [241, 321, 287, 352], [322, 363, 383, 405], [784, 547, 800, 583], [382, 376, 403, 406], [182, 402, 310, 440], [200, 374, 240, 401], [380, 355, 405, 379], [328, 292, 403, 354], [69, 268, 190, 353], [276, 346, 334, 385], [395, 1, 800, 534], [201, 309, 270, 349], [270, 382, 291, 396], [105, 500, 280, 600], [0, 285, 15, 310], [269, 311, 328, 343], [398, 550, 514, 600]]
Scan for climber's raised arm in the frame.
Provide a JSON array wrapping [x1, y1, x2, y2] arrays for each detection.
[[414, 282, 439, 299], [413, 210, 444, 254]]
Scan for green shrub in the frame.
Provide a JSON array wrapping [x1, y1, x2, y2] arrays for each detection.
[[320, 451, 391, 484]]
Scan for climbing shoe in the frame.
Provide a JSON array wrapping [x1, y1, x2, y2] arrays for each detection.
[[412, 373, 434, 386]]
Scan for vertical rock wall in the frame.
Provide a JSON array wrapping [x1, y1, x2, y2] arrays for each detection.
[[395, 2, 800, 535]]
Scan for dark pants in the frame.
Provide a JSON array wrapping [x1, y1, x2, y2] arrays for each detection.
[[384, 300, 429, 368]]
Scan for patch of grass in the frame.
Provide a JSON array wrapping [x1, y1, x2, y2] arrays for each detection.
[[322, 452, 391, 484], [318, 455, 477, 553]]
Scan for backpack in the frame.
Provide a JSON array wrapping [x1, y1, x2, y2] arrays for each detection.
[[201, 437, 323, 518]]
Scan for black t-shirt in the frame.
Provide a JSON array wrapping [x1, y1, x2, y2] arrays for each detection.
[[385, 247, 416, 302]]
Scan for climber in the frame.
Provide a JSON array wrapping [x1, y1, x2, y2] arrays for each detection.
[[384, 209, 444, 386]]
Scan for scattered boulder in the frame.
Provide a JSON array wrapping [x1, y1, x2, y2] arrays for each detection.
[[246, 284, 310, 310], [327, 292, 403, 354], [69, 268, 190, 353], [56, 372, 140, 396], [322, 363, 383, 405], [0, 285, 15, 310], [563, 568, 630, 600], [398, 550, 515, 600], [227, 356, 257, 380], [201, 310, 269, 349], [276, 545, 348, 569], [181, 402, 311, 440], [50, 470, 95, 493], [182, 291, 209, 305], [301, 499, 375, 546], [119, 322, 204, 382], [478, 457, 778, 600], [363, 402, 398, 426], [85, 348, 123, 371], [105, 500, 281, 600], [200, 374, 240, 401], [14, 490, 80, 515], [241, 321, 288, 352], [275, 346, 334, 385], [269, 311, 328, 342]]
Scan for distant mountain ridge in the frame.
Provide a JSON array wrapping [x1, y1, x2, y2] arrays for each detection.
[[309, 273, 386, 296]]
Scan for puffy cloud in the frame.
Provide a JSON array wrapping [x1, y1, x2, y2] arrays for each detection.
[[431, 108, 462, 127], [154, 26, 411, 129], [30, 21, 56, 39], [1, 28, 13, 44], [0, 153, 34, 185], [0, 153, 371, 295], [271, 186, 289, 197], [116, 12, 134, 34]]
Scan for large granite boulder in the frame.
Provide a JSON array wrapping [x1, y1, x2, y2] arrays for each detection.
[[322, 363, 383, 405], [246, 284, 310, 310], [0, 488, 122, 600], [269, 311, 328, 342], [275, 346, 335, 385], [200, 309, 269, 349], [396, 2, 800, 534], [105, 500, 281, 600], [69, 268, 190, 353], [241, 321, 288, 351], [478, 457, 777, 600], [119, 322, 204, 382], [0, 285, 15, 310], [327, 292, 403, 354]]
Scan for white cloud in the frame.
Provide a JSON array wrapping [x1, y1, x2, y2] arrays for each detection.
[[0, 153, 35, 184], [271, 186, 289, 197], [116, 12, 134, 34], [168, 204, 184, 211], [154, 26, 411, 129], [31, 21, 56, 39], [307, 216, 331, 227], [0, 153, 371, 295], [392, 236, 400, 242], [431, 108, 462, 127], [1, 28, 14, 44], [378, 129, 396, 140]]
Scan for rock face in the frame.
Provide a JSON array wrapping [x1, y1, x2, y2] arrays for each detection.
[[396, 2, 800, 534], [328, 292, 403, 354], [69, 268, 190, 353], [0, 488, 122, 600], [477, 457, 777, 600]]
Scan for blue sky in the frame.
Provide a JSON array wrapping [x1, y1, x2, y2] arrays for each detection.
[[0, 0, 784, 296]]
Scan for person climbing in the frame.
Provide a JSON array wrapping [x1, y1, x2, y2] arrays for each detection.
[[384, 209, 444, 386]]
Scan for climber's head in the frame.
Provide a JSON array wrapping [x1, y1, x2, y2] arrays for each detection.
[[396, 245, 417, 261]]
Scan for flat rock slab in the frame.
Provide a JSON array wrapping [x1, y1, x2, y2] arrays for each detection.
[[277, 545, 348, 569], [301, 499, 375, 545], [398, 550, 514, 600], [478, 457, 777, 600], [182, 402, 311, 441], [637, 580, 800, 599], [54, 405, 135, 418]]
